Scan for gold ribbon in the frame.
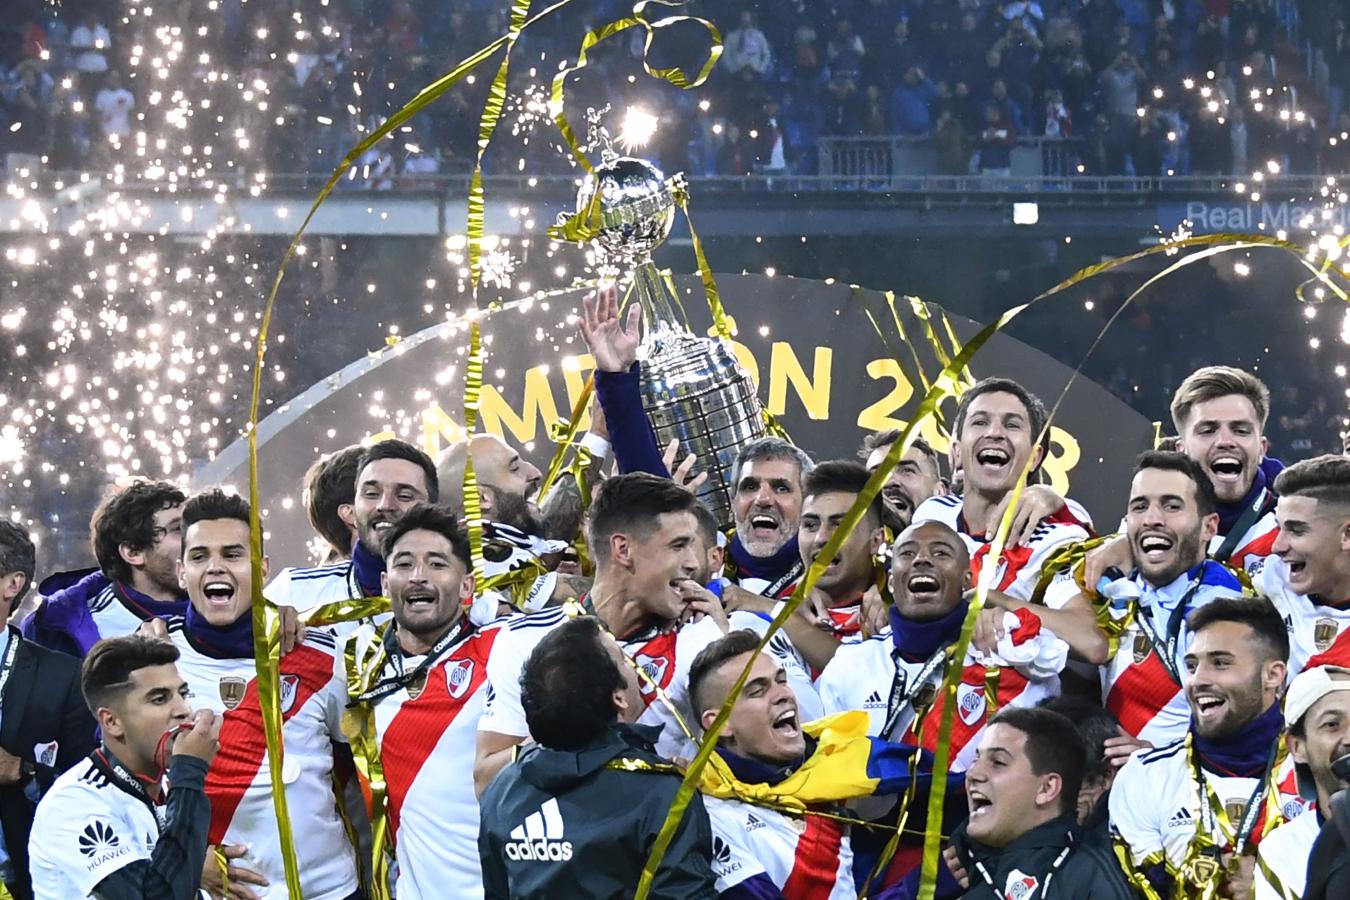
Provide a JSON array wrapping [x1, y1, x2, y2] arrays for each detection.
[[461, 321, 488, 588], [342, 622, 395, 900]]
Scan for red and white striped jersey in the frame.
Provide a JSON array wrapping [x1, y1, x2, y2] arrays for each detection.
[[817, 610, 1067, 771], [1215, 510, 1278, 574], [705, 795, 854, 899], [168, 624, 358, 900], [1047, 562, 1244, 746], [348, 621, 502, 900], [912, 495, 1089, 602], [479, 607, 724, 760], [1253, 556, 1350, 676]]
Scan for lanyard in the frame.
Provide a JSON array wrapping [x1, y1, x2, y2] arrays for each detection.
[[759, 559, 805, 598], [1213, 487, 1269, 563], [0, 631, 19, 702], [91, 746, 168, 828], [1133, 576, 1204, 685], [972, 838, 1074, 898], [1191, 733, 1282, 857], [881, 641, 951, 742], [350, 617, 472, 706]]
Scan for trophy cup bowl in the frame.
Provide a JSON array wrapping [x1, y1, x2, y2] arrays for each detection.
[[569, 154, 766, 527]]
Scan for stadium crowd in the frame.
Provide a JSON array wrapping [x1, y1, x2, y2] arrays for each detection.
[[2, 283, 1350, 899], [5, 0, 1350, 181]]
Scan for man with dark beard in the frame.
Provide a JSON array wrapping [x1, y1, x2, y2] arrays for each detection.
[[267, 439, 438, 634], [1044, 452, 1244, 750], [1110, 597, 1295, 900]]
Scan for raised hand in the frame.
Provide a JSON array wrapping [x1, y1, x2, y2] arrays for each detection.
[[579, 284, 641, 373]]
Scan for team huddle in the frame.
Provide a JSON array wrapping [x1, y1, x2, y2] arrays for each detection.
[[3, 288, 1350, 900]]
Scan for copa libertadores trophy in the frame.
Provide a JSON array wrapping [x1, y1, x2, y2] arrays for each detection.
[[566, 143, 766, 526]]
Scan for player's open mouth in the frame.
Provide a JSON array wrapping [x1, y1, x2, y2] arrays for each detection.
[[750, 514, 780, 536], [968, 791, 993, 817], [1208, 456, 1244, 482], [811, 551, 841, 572], [1287, 560, 1308, 581], [771, 709, 799, 738], [203, 581, 235, 605], [404, 590, 437, 607], [1138, 533, 1174, 563], [1194, 693, 1226, 718], [975, 447, 1010, 469], [906, 573, 941, 597]]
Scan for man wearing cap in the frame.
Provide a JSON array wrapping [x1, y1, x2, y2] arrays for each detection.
[[1256, 666, 1350, 899]]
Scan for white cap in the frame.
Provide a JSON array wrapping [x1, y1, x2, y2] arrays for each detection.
[[1285, 665, 1350, 731]]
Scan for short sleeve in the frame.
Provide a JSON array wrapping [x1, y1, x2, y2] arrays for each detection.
[[478, 627, 530, 738], [1108, 757, 1164, 866], [1041, 568, 1083, 611], [34, 791, 148, 896]]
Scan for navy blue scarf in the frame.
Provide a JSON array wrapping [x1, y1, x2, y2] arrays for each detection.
[[1216, 457, 1282, 536], [890, 600, 969, 663], [727, 534, 801, 582], [184, 603, 255, 659], [714, 741, 811, 786], [1193, 702, 1284, 777], [351, 539, 386, 597]]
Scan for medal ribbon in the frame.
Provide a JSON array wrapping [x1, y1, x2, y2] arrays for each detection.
[[880, 643, 950, 742], [350, 618, 473, 706]]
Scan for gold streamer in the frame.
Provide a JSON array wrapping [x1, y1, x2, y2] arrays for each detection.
[[342, 623, 394, 900], [461, 322, 488, 588], [635, 232, 1324, 900], [246, 4, 586, 895]]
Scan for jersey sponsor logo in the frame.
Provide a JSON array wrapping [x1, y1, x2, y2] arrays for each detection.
[[863, 690, 886, 710], [1004, 869, 1039, 900], [505, 797, 573, 862], [446, 658, 476, 699], [219, 675, 247, 710], [1315, 617, 1340, 652], [711, 834, 743, 877], [1132, 633, 1151, 665], [79, 819, 130, 868], [279, 673, 300, 713], [956, 683, 986, 726], [1166, 805, 1195, 829], [745, 812, 766, 832]]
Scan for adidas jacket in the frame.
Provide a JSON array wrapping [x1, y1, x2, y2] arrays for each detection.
[[478, 723, 717, 899], [952, 814, 1136, 900]]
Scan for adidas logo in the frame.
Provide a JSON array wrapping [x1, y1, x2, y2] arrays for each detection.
[[863, 690, 886, 710], [1166, 806, 1195, 829], [505, 798, 573, 862], [745, 813, 766, 832]]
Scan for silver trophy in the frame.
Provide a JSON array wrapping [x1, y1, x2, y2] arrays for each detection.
[[567, 151, 766, 526]]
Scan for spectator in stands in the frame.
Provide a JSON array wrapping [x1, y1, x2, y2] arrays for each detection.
[[93, 70, 134, 144], [1002, 1, 1047, 37], [890, 67, 939, 136], [991, 17, 1043, 114], [869, 20, 925, 92], [1230, 104, 1250, 176], [1081, 0, 1123, 69], [1043, 88, 1072, 137], [789, 22, 822, 79], [826, 17, 865, 75], [68, 11, 109, 97], [723, 9, 772, 80], [1130, 108, 1166, 175], [3, 60, 52, 155], [822, 67, 865, 137], [933, 105, 974, 174], [976, 102, 1017, 174], [988, 78, 1027, 135]]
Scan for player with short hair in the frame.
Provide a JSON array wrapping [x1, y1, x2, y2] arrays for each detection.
[[1110, 597, 1292, 900], [27, 634, 219, 899], [25, 480, 187, 657], [160, 488, 360, 900], [344, 503, 502, 899], [301, 444, 364, 564], [859, 429, 947, 531], [474, 472, 729, 795]]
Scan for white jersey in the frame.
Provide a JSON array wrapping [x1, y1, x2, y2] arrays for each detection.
[[170, 624, 358, 900], [349, 620, 502, 900], [88, 581, 167, 642], [1048, 562, 1244, 746], [1110, 736, 1292, 875], [1254, 555, 1350, 676], [705, 795, 853, 899], [817, 609, 1067, 771], [28, 755, 164, 898], [1211, 509, 1278, 574], [266, 560, 390, 637], [480, 605, 724, 760], [912, 495, 1089, 602], [726, 610, 824, 723], [1254, 804, 1320, 900]]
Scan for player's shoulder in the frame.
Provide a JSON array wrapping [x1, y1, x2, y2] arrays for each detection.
[[913, 495, 962, 525], [266, 562, 351, 600], [38, 756, 110, 814], [503, 605, 569, 633], [1133, 736, 1187, 769], [820, 630, 890, 679], [1024, 518, 1090, 550]]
